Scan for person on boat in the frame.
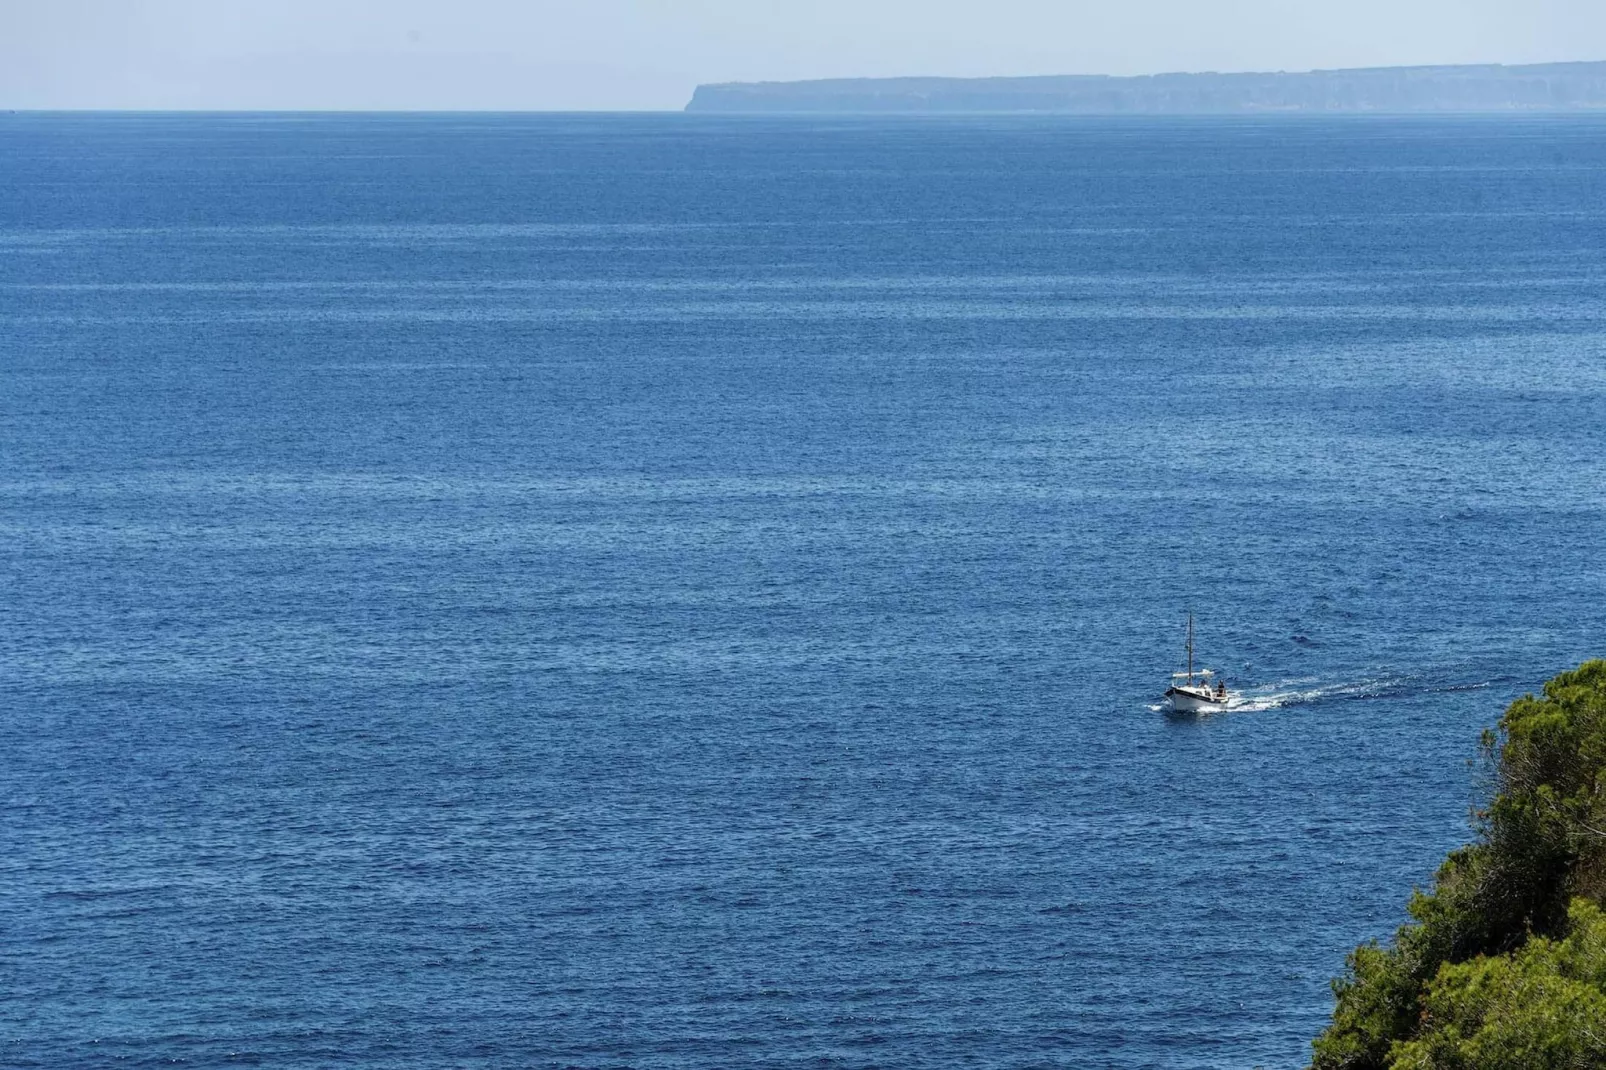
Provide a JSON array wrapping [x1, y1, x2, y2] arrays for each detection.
[[1215, 680, 1226, 700]]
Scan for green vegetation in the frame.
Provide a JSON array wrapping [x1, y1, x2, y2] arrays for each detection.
[[1311, 660, 1606, 1070]]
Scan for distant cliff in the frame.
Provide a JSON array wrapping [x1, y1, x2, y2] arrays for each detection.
[[686, 62, 1606, 114]]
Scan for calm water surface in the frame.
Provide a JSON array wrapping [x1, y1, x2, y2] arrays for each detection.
[[4, 114, 1606, 1068]]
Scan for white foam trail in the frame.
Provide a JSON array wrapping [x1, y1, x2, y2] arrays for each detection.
[[1213, 674, 1495, 714]]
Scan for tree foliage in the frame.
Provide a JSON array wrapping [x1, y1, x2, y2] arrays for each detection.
[[1392, 899, 1606, 1070], [1310, 660, 1606, 1070]]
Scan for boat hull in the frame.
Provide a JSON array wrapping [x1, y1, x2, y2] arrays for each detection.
[[1165, 686, 1228, 714]]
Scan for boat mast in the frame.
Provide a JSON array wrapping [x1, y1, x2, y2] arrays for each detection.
[[1186, 612, 1194, 685]]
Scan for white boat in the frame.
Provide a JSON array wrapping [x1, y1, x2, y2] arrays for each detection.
[[1164, 613, 1229, 714]]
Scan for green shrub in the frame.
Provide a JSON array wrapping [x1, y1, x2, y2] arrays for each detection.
[[1310, 660, 1606, 1070], [1391, 899, 1606, 1070]]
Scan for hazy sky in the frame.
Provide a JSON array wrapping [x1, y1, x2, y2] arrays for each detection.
[[5, 0, 1605, 110]]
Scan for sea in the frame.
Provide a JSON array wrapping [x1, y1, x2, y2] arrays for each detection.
[[4, 112, 1606, 1069]]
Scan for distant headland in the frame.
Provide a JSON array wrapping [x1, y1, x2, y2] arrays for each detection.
[[686, 61, 1606, 114]]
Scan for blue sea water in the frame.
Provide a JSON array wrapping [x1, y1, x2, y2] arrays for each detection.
[[4, 112, 1606, 1068]]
